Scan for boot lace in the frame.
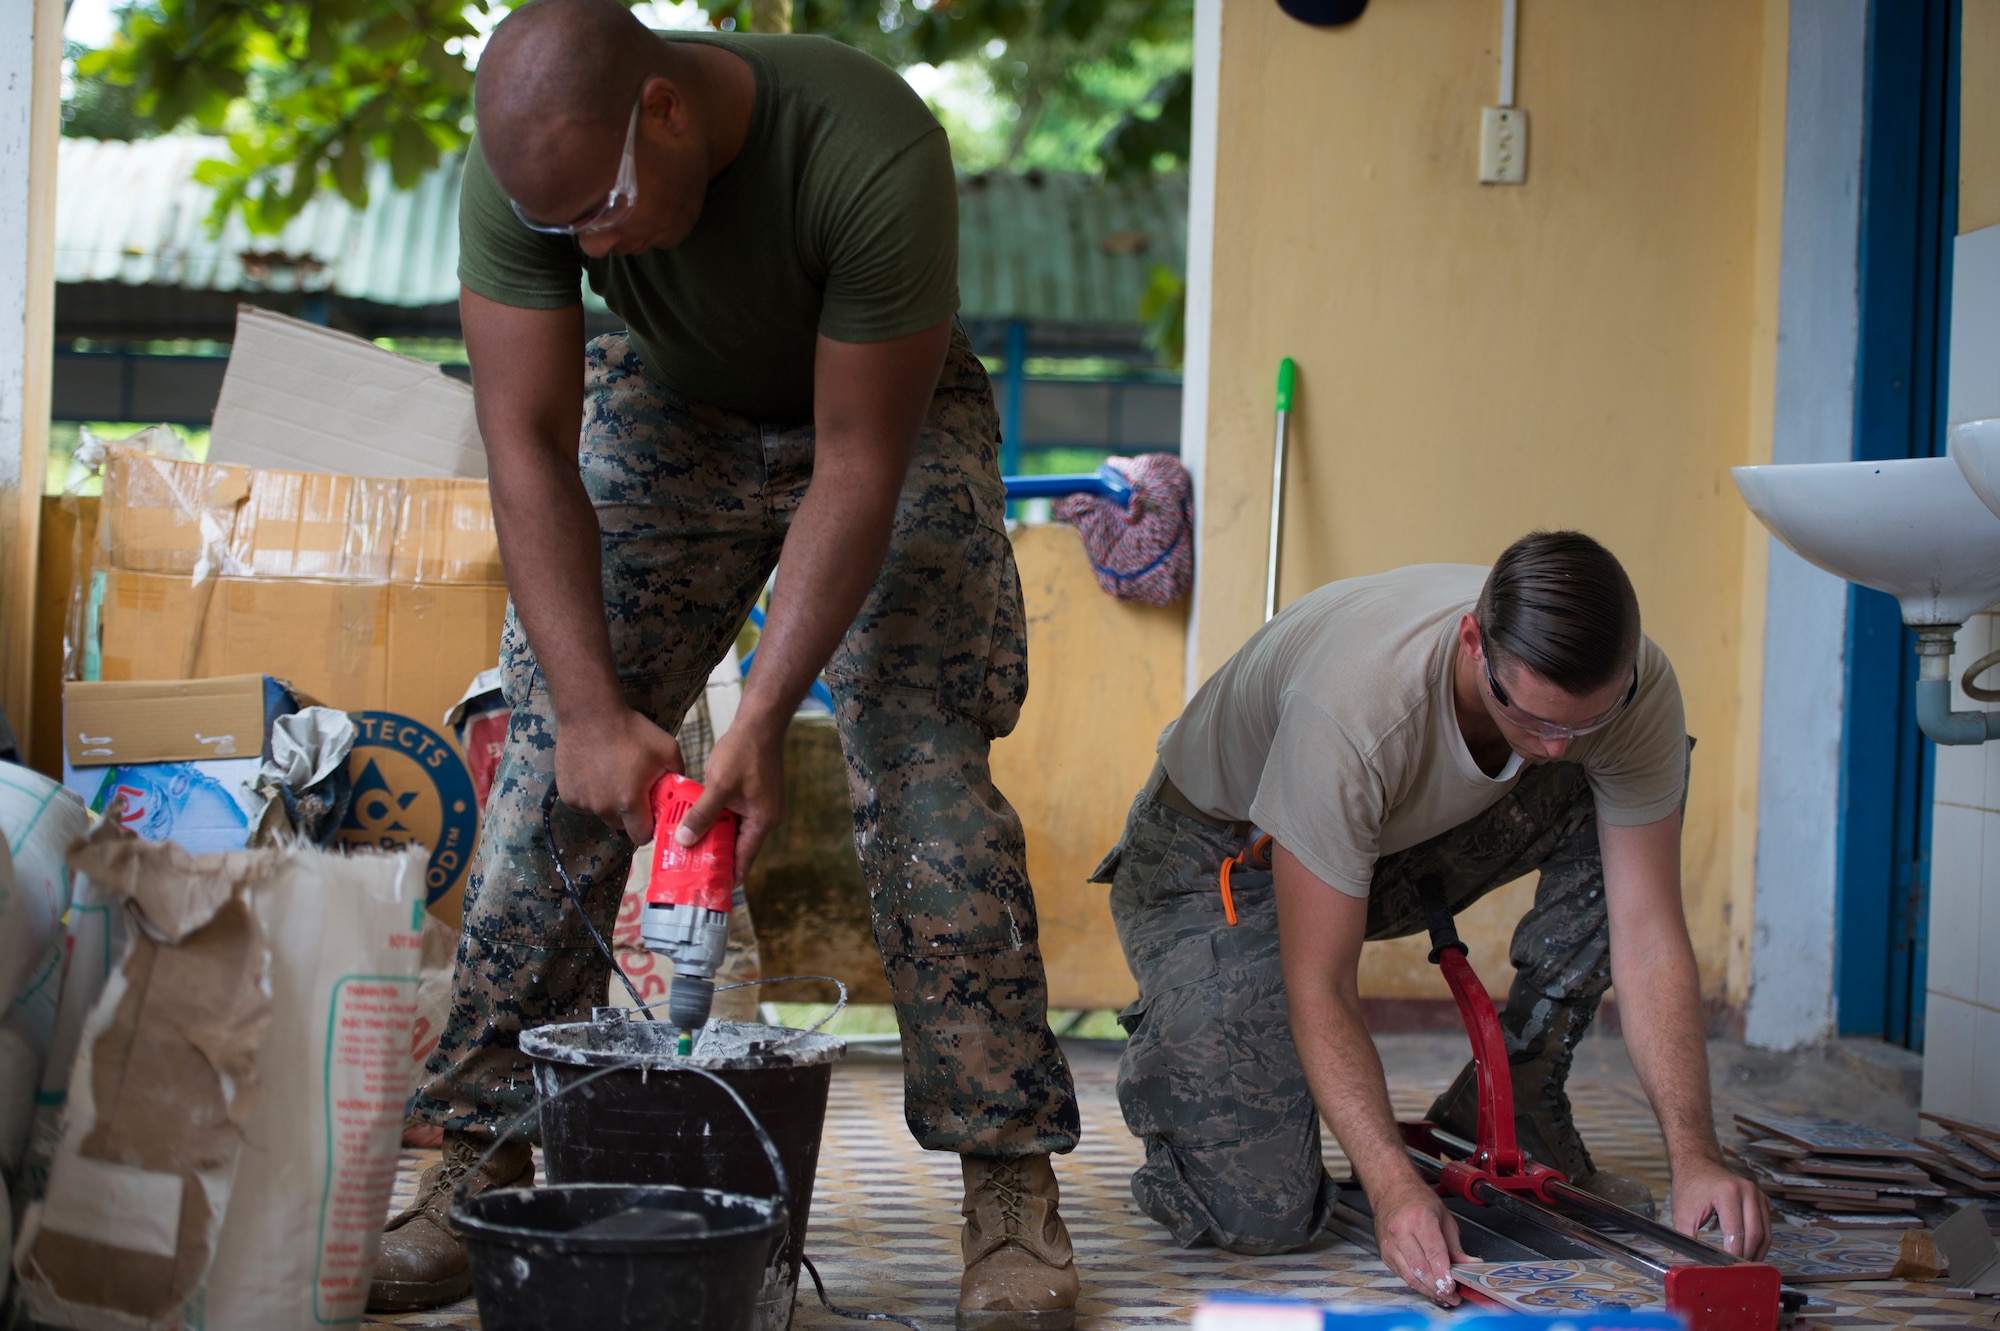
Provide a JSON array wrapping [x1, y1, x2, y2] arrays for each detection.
[[420, 1135, 489, 1209], [983, 1161, 1028, 1233]]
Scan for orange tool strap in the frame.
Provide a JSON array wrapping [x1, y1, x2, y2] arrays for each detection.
[[1216, 835, 1274, 926]]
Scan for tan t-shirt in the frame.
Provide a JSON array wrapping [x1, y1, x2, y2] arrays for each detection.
[[1156, 564, 1688, 897]]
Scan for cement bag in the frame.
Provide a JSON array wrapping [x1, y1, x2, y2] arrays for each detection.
[[0, 765, 89, 1008], [14, 824, 278, 1331], [18, 869, 135, 1208], [0, 767, 91, 1177], [1, 961, 61, 1179], [198, 842, 425, 1330]]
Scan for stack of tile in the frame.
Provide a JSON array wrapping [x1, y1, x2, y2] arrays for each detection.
[[1727, 1113, 1949, 1229], [1914, 1111, 2000, 1204]]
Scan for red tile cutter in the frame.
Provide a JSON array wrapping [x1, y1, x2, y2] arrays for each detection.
[[1394, 877, 1790, 1328], [1218, 838, 1798, 1326]]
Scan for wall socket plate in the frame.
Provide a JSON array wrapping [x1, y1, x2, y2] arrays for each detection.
[[1479, 106, 1527, 184]]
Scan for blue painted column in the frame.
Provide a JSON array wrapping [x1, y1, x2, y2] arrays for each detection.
[[1000, 319, 1026, 478], [1836, 0, 1960, 1048]]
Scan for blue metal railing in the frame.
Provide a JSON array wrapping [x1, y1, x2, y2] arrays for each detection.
[[1001, 462, 1132, 506]]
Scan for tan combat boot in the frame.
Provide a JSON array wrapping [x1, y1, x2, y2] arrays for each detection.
[[368, 1130, 533, 1311], [957, 1154, 1079, 1331]]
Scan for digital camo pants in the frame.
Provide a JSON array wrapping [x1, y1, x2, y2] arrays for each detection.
[[1097, 759, 1620, 1254], [411, 327, 1080, 1158]]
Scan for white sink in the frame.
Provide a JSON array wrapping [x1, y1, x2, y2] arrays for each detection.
[[1732, 456, 2000, 625], [1949, 417, 2000, 522]]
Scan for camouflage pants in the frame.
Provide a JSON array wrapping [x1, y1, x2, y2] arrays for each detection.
[[412, 327, 1079, 1157], [1098, 758, 1617, 1255]]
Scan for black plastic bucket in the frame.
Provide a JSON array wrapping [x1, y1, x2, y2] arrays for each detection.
[[455, 1182, 785, 1331], [521, 1018, 846, 1331], [454, 1061, 791, 1331]]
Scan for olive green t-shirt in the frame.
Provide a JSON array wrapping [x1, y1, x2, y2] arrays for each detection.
[[458, 32, 959, 420], [1155, 565, 1689, 898]]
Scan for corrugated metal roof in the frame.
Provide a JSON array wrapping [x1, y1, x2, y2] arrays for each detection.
[[957, 169, 1186, 324], [55, 137, 465, 305], [56, 137, 1186, 325]]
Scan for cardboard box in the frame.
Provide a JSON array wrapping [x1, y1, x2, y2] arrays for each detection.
[[60, 675, 303, 856], [94, 573, 509, 739], [206, 305, 487, 480], [87, 446, 510, 744], [96, 447, 503, 585], [62, 674, 287, 767]]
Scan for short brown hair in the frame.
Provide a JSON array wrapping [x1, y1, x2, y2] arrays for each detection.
[[1475, 531, 1640, 695]]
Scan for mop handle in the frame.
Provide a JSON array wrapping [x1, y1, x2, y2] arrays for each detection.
[[1265, 357, 1296, 622]]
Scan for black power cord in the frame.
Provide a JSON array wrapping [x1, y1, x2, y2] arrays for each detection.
[[541, 782, 659, 1018], [800, 1255, 926, 1331]]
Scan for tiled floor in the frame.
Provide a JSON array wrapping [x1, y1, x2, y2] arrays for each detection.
[[368, 1035, 2000, 1330]]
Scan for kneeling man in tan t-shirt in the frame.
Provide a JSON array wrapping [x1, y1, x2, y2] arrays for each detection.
[[1093, 529, 1767, 1306]]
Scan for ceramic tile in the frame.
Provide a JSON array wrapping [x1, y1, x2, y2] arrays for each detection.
[[1982, 814, 2000, 1012], [1923, 994, 1978, 1119], [1762, 1224, 1912, 1282], [364, 1040, 1995, 1330], [1985, 697, 2000, 812], [1927, 804, 1982, 1004], [1976, 1004, 2000, 1125], [1935, 616, 1988, 806], [1933, 739, 1987, 811], [1734, 1113, 1932, 1158], [1934, 616, 2000, 812], [1451, 1261, 1667, 1314]]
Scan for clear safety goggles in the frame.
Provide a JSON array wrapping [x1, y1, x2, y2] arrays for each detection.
[[508, 96, 642, 236], [1479, 629, 1638, 740]]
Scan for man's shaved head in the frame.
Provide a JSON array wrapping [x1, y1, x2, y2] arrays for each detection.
[[476, 0, 665, 188]]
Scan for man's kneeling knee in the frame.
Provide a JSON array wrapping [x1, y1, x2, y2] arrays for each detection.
[[1129, 1138, 1334, 1256]]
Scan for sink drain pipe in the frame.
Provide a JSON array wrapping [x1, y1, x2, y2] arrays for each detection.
[[1914, 626, 2000, 744]]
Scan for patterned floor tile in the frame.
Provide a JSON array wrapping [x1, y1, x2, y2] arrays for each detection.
[[366, 1037, 1999, 1330]]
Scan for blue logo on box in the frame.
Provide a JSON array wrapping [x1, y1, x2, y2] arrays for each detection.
[[339, 711, 479, 906]]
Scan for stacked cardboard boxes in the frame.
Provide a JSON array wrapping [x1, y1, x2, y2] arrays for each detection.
[[89, 446, 507, 733]]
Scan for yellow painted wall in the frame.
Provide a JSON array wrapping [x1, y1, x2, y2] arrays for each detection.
[[995, 524, 1190, 1010], [1195, 0, 1788, 1007], [1965, 0, 2000, 234]]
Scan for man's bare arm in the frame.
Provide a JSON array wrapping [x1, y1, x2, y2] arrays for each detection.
[[675, 318, 952, 871], [462, 288, 684, 843], [1601, 811, 1769, 1258], [1274, 844, 1471, 1305]]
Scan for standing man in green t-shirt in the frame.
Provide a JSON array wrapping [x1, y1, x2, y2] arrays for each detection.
[[373, 2, 1081, 1324]]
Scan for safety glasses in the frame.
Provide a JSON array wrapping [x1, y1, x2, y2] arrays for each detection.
[[508, 95, 642, 236], [1478, 628, 1638, 740]]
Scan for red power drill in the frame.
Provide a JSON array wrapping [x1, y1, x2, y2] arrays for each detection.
[[639, 774, 740, 1034]]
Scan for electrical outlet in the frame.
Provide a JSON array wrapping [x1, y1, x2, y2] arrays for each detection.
[[1479, 106, 1527, 184]]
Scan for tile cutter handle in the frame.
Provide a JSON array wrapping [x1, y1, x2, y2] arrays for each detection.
[[1405, 873, 1565, 1202]]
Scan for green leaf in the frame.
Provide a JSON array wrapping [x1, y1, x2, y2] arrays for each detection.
[[331, 135, 369, 205], [387, 118, 435, 189], [358, 13, 418, 51]]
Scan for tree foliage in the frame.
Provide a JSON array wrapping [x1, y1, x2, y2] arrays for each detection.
[[78, 0, 1191, 235], [62, 40, 160, 140], [79, 1, 487, 233], [1097, 68, 1190, 181]]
